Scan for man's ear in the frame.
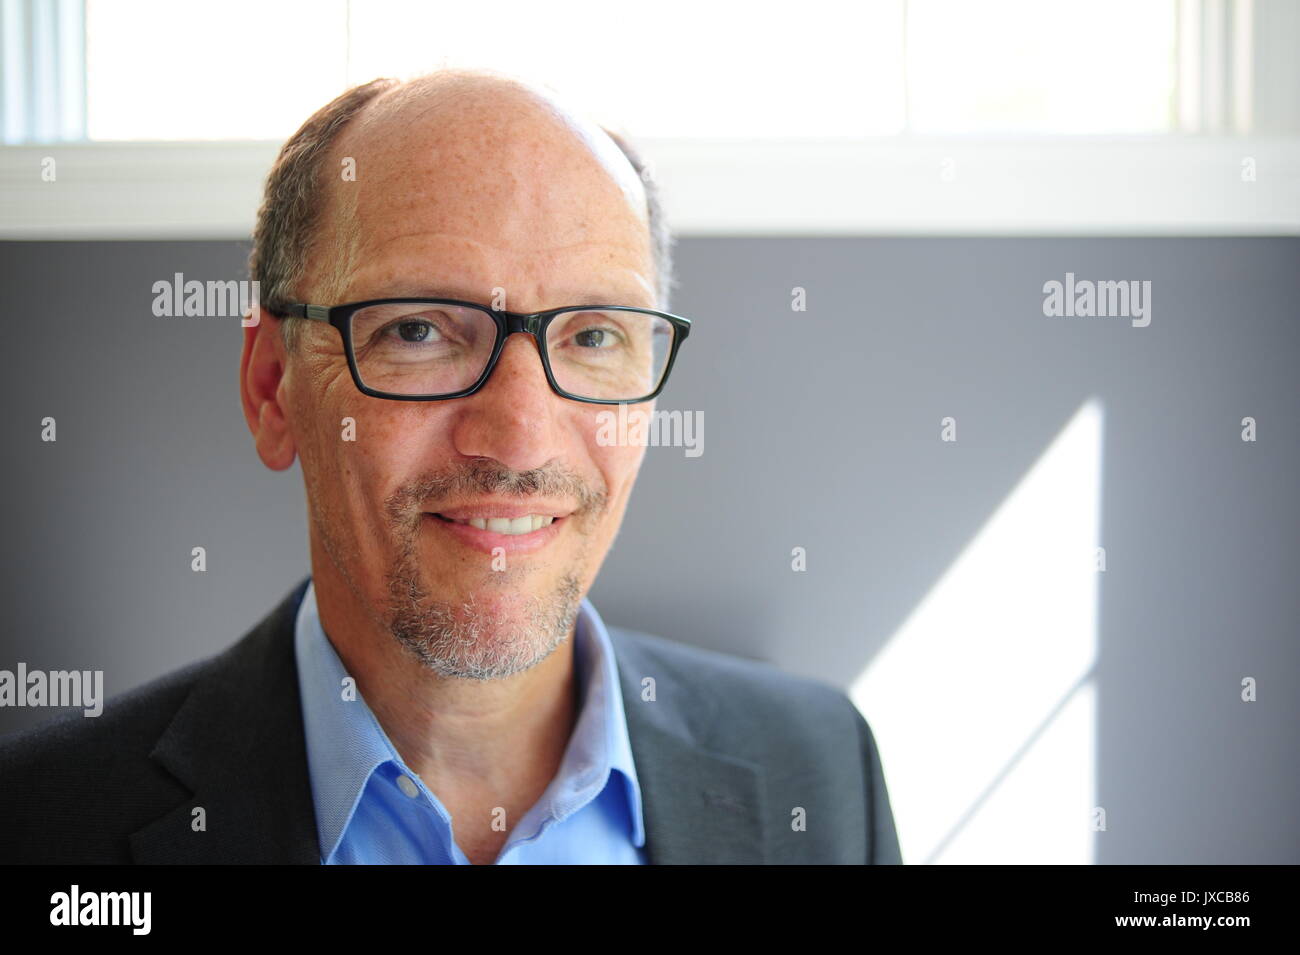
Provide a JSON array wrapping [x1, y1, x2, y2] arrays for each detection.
[[239, 307, 297, 471]]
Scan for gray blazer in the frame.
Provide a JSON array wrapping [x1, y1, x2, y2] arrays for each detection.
[[0, 578, 902, 864]]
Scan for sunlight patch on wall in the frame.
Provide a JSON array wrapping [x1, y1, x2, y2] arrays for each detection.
[[851, 398, 1103, 864]]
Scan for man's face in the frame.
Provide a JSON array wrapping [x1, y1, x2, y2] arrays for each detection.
[[279, 80, 656, 680]]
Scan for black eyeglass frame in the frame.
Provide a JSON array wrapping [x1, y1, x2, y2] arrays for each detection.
[[271, 298, 692, 404]]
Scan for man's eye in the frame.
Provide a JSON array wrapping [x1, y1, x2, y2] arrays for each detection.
[[573, 327, 619, 348], [387, 320, 442, 343]]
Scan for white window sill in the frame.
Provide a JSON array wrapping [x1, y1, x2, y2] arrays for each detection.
[[1, 136, 1298, 238]]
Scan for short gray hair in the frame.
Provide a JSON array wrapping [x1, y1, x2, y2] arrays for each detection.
[[249, 75, 676, 353]]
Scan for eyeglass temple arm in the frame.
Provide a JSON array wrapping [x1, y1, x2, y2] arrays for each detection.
[[272, 304, 331, 322]]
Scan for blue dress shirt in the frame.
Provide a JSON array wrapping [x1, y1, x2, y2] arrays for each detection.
[[292, 580, 647, 864]]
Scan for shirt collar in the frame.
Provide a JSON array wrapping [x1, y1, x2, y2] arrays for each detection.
[[293, 579, 646, 861]]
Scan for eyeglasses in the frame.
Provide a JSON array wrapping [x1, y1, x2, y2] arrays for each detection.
[[271, 298, 691, 404]]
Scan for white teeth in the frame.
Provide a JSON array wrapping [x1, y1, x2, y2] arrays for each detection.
[[459, 515, 555, 535]]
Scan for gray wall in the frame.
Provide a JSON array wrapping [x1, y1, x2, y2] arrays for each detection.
[[1, 237, 1296, 863]]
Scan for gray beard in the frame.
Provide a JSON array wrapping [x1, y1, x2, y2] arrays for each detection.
[[385, 559, 584, 681], [374, 457, 605, 680]]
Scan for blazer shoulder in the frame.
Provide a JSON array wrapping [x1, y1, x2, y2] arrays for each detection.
[[608, 624, 862, 744], [0, 578, 310, 863], [0, 654, 213, 770], [0, 575, 309, 775], [0, 654, 219, 863], [609, 624, 903, 864]]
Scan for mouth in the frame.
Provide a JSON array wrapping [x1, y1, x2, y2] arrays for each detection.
[[432, 513, 558, 535], [423, 509, 570, 556]]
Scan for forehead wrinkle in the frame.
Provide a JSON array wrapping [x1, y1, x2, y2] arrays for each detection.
[[343, 155, 644, 282], [344, 221, 653, 305], [354, 158, 632, 250], [360, 231, 643, 260], [344, 250, 655, 308]]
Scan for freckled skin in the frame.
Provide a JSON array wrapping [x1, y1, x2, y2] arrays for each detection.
[[239, 73, 658, 864]]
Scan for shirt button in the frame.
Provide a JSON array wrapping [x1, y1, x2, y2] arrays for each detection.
[[397, 774, 420, 798]]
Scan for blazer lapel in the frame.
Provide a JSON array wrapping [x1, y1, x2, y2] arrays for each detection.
[[130, 578, 320, 864], [612, 630, 769, 864]]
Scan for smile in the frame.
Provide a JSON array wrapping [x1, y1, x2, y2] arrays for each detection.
[[425, 512, 567, 556], [438, 514, 556, 535]]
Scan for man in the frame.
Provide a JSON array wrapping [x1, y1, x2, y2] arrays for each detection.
[[0, 70, 901, 864]]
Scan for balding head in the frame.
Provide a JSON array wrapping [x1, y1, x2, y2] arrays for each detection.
[[347, 71, 650, 219], [251, 69, 674, 351]]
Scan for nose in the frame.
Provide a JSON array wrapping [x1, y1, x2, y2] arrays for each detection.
[[449, 332, 563, 473]]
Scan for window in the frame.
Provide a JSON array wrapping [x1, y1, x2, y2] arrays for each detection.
[[4, 0, 1283, 143]]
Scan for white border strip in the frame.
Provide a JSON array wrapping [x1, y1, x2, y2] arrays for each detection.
[[1, 137, 1298, 238]]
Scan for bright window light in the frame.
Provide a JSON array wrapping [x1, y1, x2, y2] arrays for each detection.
[[72, 0, 1188, 141], [84, 0, 348, 140], [906, 0, 1179, 134]]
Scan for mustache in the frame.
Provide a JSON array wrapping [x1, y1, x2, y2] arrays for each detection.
[[384, 458, 607, 526]]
